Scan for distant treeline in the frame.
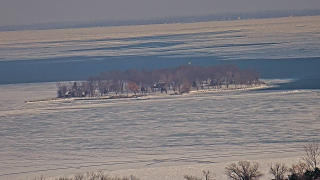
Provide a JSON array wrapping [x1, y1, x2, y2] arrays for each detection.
[[56, 64, 261, 98]]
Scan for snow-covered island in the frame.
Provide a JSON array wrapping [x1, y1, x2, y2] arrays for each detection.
[[25, 65, 271, 103]]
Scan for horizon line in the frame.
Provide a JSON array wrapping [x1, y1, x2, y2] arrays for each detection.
[[1, 9, 320, 32]]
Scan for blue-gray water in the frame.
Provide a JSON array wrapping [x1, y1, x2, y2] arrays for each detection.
[[0, 16, 320, 89], [0, 17, 320, 180], [1, 57, 319, 89]]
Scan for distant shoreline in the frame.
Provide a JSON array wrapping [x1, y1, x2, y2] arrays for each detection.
[[1, 9, 320, 32]]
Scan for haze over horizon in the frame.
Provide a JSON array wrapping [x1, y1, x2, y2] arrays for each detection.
[[1, 0, 320, 26]]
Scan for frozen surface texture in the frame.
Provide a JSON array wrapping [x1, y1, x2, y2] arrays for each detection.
[[0, 16, 320, 61], [0, 83, 319, 179]]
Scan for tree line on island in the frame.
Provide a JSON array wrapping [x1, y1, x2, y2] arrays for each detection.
[[56, 64, 261, 98], [33, 142, 320, 180]]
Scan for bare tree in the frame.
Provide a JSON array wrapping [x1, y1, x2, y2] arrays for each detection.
[[269, 163, 288, 180], [184, 175, 202, 180], [181, 80, 191, 93], [88, 80, 97, 97], [98, 80, 110, 95], [302, 142, 320, 170], [289, 162, 308, 180], [33, 172, 140, 180], [74, 173, 84, 180], [110, 82, 121, 95], [184, 170, 214, 180], [67, 64, 261, 97], [128, 82, 140, 95], [128, 175, 140, 180], [56, 83, 69, 98], [203, 170, 214, 180], [225, 161, 264, 180]]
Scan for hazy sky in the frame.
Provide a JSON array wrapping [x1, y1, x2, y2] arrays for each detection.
[[1, 0, 320, 26]]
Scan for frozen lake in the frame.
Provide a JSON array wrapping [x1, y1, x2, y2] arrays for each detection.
[[0, 83, 319, 179], [1, 15, 320, 179], [1, 16, 320, 84]]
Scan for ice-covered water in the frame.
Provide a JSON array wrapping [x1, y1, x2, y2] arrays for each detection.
[[1, 17, 319, 61], [1, 16, 320, 179], [0, 83, 320, 179], [0, 16, 320, 84]]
